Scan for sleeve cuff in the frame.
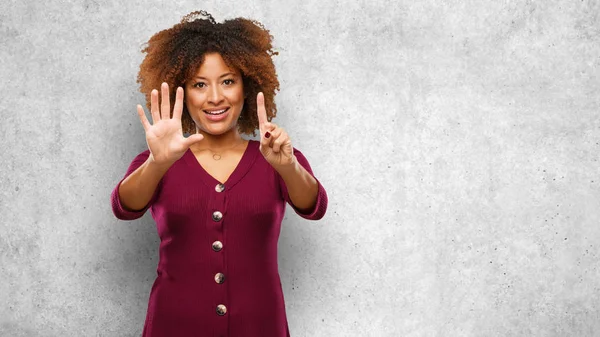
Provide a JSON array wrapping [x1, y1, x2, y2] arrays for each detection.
[[110, 176, 155, 221], [287, 176, 328, 220]]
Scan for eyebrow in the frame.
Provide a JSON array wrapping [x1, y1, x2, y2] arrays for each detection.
[[194, 72, 236, 80]]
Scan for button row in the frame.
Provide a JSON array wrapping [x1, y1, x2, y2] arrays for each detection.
[[213, 184, 226, 317]]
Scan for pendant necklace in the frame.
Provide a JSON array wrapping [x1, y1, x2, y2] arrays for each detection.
[[205, 140, 245, 160]]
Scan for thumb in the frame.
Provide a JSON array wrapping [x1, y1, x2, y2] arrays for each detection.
[[183, 134, 204, 148]]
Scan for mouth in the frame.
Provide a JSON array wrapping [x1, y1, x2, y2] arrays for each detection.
[[203, 107, 231, 122], [203, 107, 230, 115]]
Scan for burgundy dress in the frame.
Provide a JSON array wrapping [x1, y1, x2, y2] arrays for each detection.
[[110, 140, 328, 337]]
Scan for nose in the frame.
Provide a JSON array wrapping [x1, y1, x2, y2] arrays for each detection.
[[208, 84, 224, 105]]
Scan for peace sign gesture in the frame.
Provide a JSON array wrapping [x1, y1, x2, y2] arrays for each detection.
[[257, 92, 295, 168]]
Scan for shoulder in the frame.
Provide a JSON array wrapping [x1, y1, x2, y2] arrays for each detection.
[[124, 149, 152, 169], [132, 148, 152, 161], [138, 149, 151, 156]]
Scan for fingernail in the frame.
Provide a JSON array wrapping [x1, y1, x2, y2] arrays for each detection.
[[265, 132, 271, 138]]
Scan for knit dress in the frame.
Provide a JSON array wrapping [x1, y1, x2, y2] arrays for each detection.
[[110, 139, 328, 337]]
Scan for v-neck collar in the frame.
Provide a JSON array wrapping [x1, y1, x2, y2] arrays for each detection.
[[184, 139, 259, 190]]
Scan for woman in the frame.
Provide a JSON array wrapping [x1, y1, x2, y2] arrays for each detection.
[[110, 10, 328, 337]]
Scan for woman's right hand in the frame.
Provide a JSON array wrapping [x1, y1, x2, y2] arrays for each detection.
[[136, 82, 204, 167]]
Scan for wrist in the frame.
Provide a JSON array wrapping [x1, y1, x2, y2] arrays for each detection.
[[274, 155, 299, 176], [146, 155, 173, 173]]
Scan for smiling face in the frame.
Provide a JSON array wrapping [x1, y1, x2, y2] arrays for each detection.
[[184, 52, 245, 136]]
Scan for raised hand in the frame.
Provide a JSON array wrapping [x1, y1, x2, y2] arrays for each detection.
[[137, 82, 204, 167], [257, 92, 295, 168]]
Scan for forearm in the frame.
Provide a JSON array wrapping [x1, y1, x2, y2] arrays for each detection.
[[118, 158, 170, 211], [275, 157, 319, 211]]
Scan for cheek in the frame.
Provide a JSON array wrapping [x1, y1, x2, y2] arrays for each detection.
[[185, 92, 204, 107], [235, 89, 246, 104]]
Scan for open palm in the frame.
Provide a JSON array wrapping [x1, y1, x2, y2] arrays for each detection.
[[137, 82, 204, 167]]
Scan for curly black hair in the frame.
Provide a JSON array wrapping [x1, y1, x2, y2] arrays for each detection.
[[137, 10, 280, 136]]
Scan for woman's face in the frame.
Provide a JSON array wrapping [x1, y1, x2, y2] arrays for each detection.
[[184, 52, 245, 135]]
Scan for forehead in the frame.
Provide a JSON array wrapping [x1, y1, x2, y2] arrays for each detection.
[[194, 53, 239, 76]]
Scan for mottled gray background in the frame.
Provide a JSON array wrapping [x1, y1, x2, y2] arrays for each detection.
[[1, 0, 599, 336]]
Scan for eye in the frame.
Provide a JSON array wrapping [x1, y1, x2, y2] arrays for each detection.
[[193, 82, 205, 88], [223, 79, 234, 85]]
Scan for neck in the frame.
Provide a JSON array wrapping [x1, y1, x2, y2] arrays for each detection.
[[193, 127, 245, 151]]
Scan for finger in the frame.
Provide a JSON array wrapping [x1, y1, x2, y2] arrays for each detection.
[[150, 89, 160, 123], [260, 128, 271, 149], [256, 92, 268, 136], [264, 121, 277, 132], [263, 122, 278, 148], [137, 104, 151, 132], [267, 127, 283, 149], [161, 82, 171, 119], [173, 87, 184, 120], [183, 133, 204, 148], [273, 131, 288, 153]]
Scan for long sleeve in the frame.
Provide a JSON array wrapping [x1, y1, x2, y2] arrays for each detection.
[[110, 150, 162, 221], [278, 147, 328, 220]]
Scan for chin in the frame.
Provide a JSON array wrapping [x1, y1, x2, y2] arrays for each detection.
[[195, 115, 240, 135], [197, 123, 237, 135]]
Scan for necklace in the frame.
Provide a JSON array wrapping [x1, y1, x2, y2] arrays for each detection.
[[202, 140, 246, 160]]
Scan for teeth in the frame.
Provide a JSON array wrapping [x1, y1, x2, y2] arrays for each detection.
[[205, 108, 227, 114]]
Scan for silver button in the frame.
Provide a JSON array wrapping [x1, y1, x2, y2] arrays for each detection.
[[214, 272, 225, 284], [216, 304, 227, 316], [215, 183, 225, 192], [212, 241, 223, 252], [212, 211, 223, 221]]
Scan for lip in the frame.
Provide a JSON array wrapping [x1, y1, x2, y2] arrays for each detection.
[[203, 106, 230, 112], [204, 107, 230, 122]]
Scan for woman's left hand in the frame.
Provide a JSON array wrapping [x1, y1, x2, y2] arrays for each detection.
[[256, 92, 295, 169]]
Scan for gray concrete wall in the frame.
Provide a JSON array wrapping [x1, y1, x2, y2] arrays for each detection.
[[1, 0, 599, 336]]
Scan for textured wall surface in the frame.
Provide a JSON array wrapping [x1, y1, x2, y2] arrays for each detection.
[[1, 0, 599, 336]]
